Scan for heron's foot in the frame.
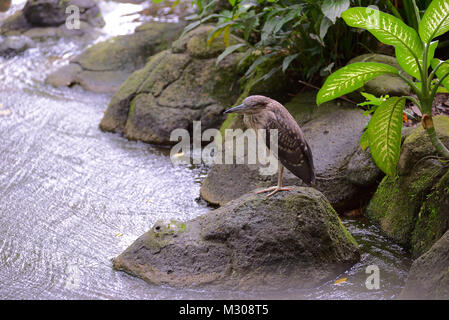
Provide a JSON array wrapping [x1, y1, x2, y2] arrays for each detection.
[[256, 186, 291, 198]]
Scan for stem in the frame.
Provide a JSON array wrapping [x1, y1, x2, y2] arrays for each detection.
[[430, 72, 449, 102], [403, 95, 422, 109], [425, 122, 449, 159], [421, 42, 429, 85], [397, 72, 422, 98], [428, 60, 446, 85]]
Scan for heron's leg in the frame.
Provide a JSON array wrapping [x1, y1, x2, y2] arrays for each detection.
[[256, 164, 291, 198]]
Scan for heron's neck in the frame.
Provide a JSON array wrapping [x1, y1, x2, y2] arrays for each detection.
[[243, 113, 263, 130]]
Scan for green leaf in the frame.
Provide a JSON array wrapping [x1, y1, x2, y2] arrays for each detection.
[[360, 130, 369, 151], [419, 0, 449, 43], [321, 0, 350, 23], [216, 43, 246, 65], [358, 92, 382, 107], [316, 62, 399, 105], [244, 52, 276, 78], [320, 16, 333, 40], [181, 20, 201, 38], [261, 16, 279, 42], [250, 65, 282, 88], [431, 58, 449, 91], [342, 7, 423, 79], [427, 40, 439, 65], [282, 53, 299, 72], [415, 79, 449, 93], [207, 27, 224, 46], [367, 97, 405, 176], [361, 92, 378, 101]]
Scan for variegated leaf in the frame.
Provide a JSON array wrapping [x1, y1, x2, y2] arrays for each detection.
[[367, 97, 405, 176], [342, 7, 423, 79], [419, 0, 449, 44], [316, 62, 399, 105]]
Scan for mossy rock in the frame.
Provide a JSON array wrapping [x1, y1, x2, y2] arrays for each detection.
[[73, 22, 183, 72], [100, 50, 177, 133], [366, 159, 445, 248], [398, 116, 449, 176], [45, 22, 185, 93], [171, 25, 240, 58], [100, 25, 244, 145], [113, 187, 360, 290], [366, 116, 449, 255], [411, 169, 449, 257], [400, 230, 449, 299]]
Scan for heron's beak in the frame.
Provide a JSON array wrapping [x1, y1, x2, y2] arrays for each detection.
[[224, 104, 246, 114]]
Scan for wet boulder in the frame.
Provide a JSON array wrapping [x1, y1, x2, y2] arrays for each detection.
[[113, 187, 360, 290], [366, 116, 449, 257], [200, 91, 383, 212], [99, 25, 243, 145], [1, 0, 104, 37], [400, 230, 449, 299], [23, 0, 102, 27], [45, 22, 185, 93]]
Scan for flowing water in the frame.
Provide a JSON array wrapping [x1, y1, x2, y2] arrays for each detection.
[[0, 0, 411, 300]]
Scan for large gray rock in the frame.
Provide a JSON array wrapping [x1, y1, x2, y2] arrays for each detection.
[[113, 187, 360, 290], [200, 91, 383, 212], [99, 25, 243, 145], [45, 22, 185, 93], [1, 0, 104, 37], [400, 230, 449, 299]]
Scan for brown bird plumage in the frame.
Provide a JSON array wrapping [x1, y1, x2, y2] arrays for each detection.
[[224, 95, 315, 197]]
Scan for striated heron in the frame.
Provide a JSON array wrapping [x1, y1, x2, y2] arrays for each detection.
[[224, 95, 315, 197]]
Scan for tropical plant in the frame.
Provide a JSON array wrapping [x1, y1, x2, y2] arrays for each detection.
[[317, 0, 449, 177], [181, 0, 384, 84], [358, 92, 389, 116]]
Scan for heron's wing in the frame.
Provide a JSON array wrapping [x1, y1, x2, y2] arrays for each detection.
[[265, 114, 315, 185]]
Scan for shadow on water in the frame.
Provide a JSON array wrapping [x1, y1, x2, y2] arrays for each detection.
[[0, 0, 410, 299]]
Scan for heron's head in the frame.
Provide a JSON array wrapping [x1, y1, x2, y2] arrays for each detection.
[[224, 95, 271, 115]]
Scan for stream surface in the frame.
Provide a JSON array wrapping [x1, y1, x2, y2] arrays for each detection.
[[0, 0, 411, 299]]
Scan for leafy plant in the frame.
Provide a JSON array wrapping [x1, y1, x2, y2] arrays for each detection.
[[317, 0, 449, 177], [182, 0, 383, 84], [358, 92, 389, 116]]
